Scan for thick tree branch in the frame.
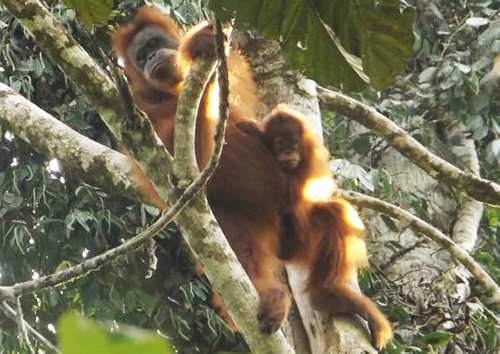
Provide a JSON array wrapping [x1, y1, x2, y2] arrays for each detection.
[[339, 190, 500, 305], [173, 58, 216, 181], [0, 82, 161, 207], [1, 0, 174, 202], [319, 87, 500, 206]]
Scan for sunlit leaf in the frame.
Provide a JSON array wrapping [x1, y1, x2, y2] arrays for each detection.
[[466, 17, 489, 27], [58, 312, 173, 354]]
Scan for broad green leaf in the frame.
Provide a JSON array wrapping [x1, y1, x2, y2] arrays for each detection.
[[210, 0, 414, 91], [418, 67, 437, 83], [58, 312, 173, 354], [62, 0, 112, 30]]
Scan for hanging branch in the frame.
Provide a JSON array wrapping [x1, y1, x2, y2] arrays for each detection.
[[14, 298, 35, 354], [319, 87, 500, 206], [339, 189, 500, 305]]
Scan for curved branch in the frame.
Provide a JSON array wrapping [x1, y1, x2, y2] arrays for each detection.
[[339, 189, 500, 305], [173, 58, 216, 180], [319, 87, 500, 206]]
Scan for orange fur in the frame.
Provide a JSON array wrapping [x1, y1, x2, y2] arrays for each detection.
[[113, 5, 290, 334], [260, 108, 393, 349], [113, 7, 391, 349], [113, 7, 259, 166]]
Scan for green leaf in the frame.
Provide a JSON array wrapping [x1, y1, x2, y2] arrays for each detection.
[[387, 304, 411, 323], [416, 331, 453, 347], [418, 67, 437, 83], [58, 312, 173, 354], [486, 139, 500, 165], [210, 0, 414, 91], [466, 115, 488, 140], [74, 211, 93, 233], [62, 0, 112, 30], [380, 214, 398, 232]]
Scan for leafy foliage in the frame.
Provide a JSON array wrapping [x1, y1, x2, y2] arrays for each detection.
[[210, 0, 414, 90], [62, 0, 113, 30], [323, 0, 500, 352]]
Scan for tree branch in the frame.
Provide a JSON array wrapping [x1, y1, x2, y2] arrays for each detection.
[[14, 297, 34, 354], [339, 190, 500, 305], [445, 121, 483, 252], [1, 0, 125, 141], [0, 301, 60, 353], [0, 82, 162, 208], [1, 0, 174, 203], [173, 58, 216, 181], [319, 87, 500, 206]]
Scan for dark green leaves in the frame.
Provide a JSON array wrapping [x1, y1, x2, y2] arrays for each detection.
[[62, 0, 112, 30], [415, 331, 454, 348], [210, 0, 414, 91]]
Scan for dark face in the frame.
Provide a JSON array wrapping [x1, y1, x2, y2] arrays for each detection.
[[127, 24, 181, 90], [272, 133, 302, 171]]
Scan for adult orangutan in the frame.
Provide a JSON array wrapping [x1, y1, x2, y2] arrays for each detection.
[[113, 6, 392, 349]]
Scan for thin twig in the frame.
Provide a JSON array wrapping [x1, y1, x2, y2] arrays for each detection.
[[213, 16, 230, 133], [145, 238, 158, 279], [0, 301, 60, 353], [14, 297, 35, 354]]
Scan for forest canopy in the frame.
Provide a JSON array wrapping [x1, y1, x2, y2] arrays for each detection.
[[0, 0, 500, 353]]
